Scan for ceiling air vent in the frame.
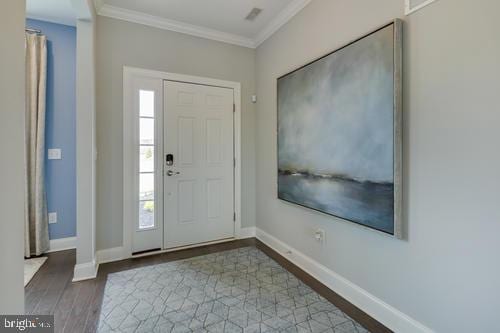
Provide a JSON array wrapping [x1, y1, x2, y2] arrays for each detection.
[[245, 8, 263, 21], [405, 0, 439, 15]]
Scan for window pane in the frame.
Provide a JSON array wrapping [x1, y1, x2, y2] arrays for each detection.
[[140, 173, 154, 201], [140, 118, 154, 145], [140, 90, 155, 117], [140, 146, 154, 172], [138, 90, 156, 230], [139, 201, 154, 229]]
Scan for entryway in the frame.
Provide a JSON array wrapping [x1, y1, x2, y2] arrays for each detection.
[[123, 68, 242, 255]]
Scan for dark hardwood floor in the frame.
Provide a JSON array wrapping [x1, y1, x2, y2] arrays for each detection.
[[25, 238, 391, 333]]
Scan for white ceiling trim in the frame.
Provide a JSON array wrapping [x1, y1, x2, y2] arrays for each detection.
[[94, 0, 311, 49], [254, 0, 312, 47], [96, 3, 256, 48]]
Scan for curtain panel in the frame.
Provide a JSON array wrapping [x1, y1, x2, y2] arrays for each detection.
[[24, 32, 49, 257]]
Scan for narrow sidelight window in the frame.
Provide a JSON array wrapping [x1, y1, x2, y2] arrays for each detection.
[[138, 90, 155, 229]]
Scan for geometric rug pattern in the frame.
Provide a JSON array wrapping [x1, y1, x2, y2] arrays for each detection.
[[97, 247, 370, 332]]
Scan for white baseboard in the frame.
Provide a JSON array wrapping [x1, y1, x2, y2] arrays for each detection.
[[46, 237, 77, 253], [97, 246, 126, 264], [255, 228, 434, 333], [73, 259, 99, 282], [239, 226, 256, 239]]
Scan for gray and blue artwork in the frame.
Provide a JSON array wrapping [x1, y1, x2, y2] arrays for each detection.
[[278, 25, 395, 234]]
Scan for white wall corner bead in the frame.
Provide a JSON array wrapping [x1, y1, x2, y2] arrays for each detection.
[[72, 259, 99, 282], [405, 0, 439, 15]]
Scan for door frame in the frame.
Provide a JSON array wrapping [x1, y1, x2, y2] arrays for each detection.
[[123, 66, 242, 258]]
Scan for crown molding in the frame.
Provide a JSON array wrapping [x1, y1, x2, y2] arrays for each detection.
[[93, 0, 104, 12], [97, 4, 256, 48], [254, 0, 312, 47], [95, 0, 311, 48]]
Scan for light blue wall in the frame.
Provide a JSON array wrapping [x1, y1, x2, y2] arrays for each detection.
[[27, 19, 76, 240]]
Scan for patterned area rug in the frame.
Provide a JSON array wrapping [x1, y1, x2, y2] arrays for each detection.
[[98, 247, 369, 332]]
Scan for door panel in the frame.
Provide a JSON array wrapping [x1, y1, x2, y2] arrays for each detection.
[[178, 117, 195, 165], [206, 119, 223, 164], [178, 180, 196, 223], [207, 178, 222, 219], [164, 81, 234, 249]]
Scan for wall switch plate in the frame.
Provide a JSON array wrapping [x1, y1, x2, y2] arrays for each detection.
[[48, 148, 62, 160], [48, 212, 57, 224], [251, 95, 257, 103]]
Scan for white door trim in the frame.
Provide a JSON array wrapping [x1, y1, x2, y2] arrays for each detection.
[[123, 66, 243, 258]]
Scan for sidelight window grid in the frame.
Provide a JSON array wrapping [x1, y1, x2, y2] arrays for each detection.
[[138, 90, 156, 230]]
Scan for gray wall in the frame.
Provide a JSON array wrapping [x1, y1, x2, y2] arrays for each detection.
[[255, 0, 500, 331], [0, 0, 25, 314], [96, 16, 256, 250]]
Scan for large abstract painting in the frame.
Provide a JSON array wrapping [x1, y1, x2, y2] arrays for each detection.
[[277, 20, 402, 237]]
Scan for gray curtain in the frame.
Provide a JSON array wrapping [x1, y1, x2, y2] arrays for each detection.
[[24, 32, 49, 257]]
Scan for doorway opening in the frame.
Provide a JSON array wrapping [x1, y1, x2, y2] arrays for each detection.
[[123, 68, 242, 256]]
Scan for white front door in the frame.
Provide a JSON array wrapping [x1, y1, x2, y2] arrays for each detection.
[[163, 80, 235, 249]]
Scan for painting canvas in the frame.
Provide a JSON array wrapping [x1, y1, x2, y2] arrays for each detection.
[[277, 20, 402, 237]]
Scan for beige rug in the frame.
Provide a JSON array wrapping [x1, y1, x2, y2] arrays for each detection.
[[98, 247, 369, 333], [24, 257, 47, 287]]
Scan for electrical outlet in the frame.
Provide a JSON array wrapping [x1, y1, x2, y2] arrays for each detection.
[[314, 229, 326, 242], [48, 212, 57, 224]]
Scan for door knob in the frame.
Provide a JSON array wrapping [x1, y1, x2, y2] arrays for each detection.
[[166, 170, 180, 176]]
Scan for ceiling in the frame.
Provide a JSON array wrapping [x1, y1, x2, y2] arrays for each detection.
[[25, 0, 312, 48], [26, 0, 77, 26], [95, 0, 312, 48]]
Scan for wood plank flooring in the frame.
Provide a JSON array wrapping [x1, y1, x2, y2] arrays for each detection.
[[25, 238, 391, 333]]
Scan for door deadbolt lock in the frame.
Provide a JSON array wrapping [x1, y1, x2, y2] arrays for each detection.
[[166, 154, 174, 166]]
